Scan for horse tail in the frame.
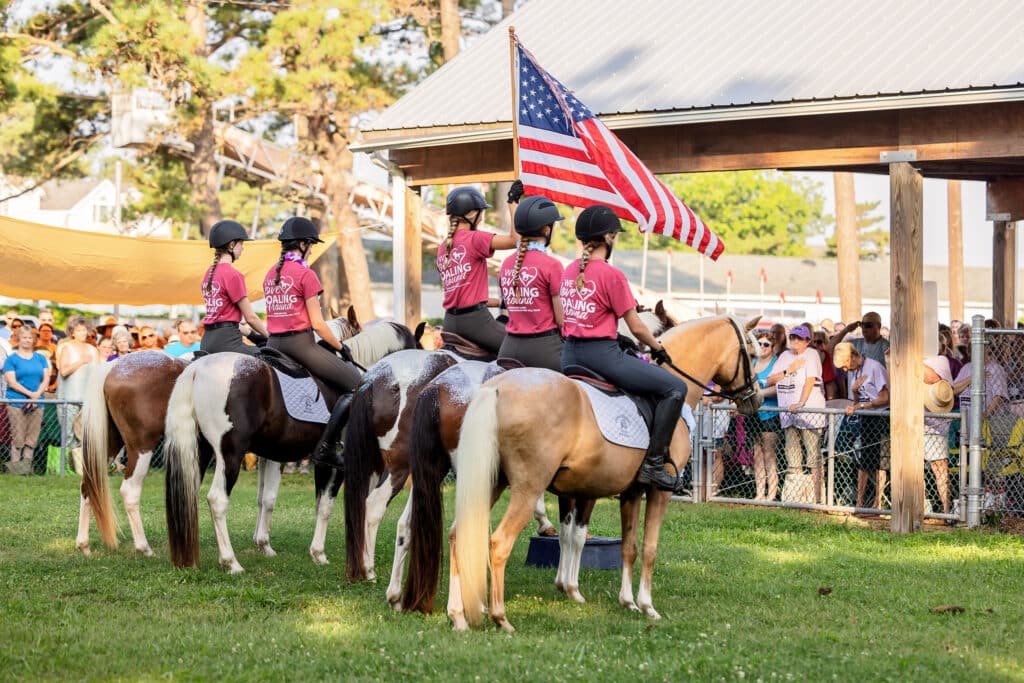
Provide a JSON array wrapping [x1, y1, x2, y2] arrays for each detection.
[[413, 321, 427, 348], [453, 384, 501, 628], [164, 363, 201, 568], [344, 383, 381, 582], [80, 361, 120, 549], [402, 383, 451, 613]]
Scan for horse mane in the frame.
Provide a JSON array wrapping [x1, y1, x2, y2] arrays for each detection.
[[343, 321, 417, 368]]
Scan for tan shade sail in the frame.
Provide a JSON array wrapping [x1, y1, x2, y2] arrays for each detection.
[[0, 216, 334, 306]]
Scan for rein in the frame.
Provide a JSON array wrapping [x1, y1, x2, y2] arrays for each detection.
[[661, 318, 759, 403]]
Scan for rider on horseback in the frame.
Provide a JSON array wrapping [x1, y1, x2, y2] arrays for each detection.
[[559, 205, 687, 492], [262, 217, 359, 470], [496, 194, 565, 371], [437, 185, 520, 356], [200, 220, 269, 355]]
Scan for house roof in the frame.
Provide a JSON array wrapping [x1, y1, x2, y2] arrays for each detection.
[[38, 178, 106, 211], [359, 0, 1024, 148]]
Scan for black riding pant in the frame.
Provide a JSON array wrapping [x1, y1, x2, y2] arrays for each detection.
[[561, 338, 688, 400], [498, 330, 563, 371], [268, 330, 361, 393], [442, 306, 506, 355], [200, 324, 257, 356]]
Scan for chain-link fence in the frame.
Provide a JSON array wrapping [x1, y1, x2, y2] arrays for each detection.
[[972, 323, 1024, 523], [691, 403, 962, 522], [0, 398, 81, 476]]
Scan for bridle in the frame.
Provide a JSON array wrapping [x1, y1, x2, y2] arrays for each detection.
[[660, 317, 760, 404]]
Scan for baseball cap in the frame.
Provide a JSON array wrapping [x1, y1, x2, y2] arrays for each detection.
[[788, 326, 811, 339]]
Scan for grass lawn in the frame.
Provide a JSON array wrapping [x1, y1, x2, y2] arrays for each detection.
[[1, 471, 1022, 682]]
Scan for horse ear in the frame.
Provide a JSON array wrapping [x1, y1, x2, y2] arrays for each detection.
[[655, 300, 666, 316], [745, 315, 762, 332], [414, 321, 427, 346], [347, 305, 359, 326]]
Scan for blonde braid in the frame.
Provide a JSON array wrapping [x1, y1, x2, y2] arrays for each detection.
[[511, 238, 530, 286], [440, 218, 459, 269], [204, 250, 224, 294], [273, 249, 287, 286], [575, 241, 600, 293]]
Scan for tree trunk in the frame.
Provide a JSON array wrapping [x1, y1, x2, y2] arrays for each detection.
[[440, 0, 460, 61], [184, 0, 222, 238], [834, 172, 861, 324]]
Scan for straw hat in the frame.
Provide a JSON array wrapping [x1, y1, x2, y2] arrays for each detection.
[[924, 380, 954, 413]]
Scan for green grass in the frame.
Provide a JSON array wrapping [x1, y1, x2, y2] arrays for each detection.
[[1, 472, 1022, 682]]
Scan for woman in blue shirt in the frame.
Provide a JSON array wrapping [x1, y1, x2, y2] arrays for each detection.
[[751, 329, 780, 500], [2, 328, 51, 475]]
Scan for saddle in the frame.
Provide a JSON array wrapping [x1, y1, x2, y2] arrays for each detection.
[[440, 331, 496, 362], [562, 365, 656, 430], [256, 347, 309, 379]]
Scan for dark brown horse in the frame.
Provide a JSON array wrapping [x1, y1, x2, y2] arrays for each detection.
[[76, 313, 362, 557], [164, 321, 417, 572]]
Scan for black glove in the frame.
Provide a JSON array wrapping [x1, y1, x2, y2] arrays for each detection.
[[507, 179, 524, 204], [246, 330, 268, 348], [338, 344, 354, 364], [616, 333, 640, 353], [651, 347, 671, 366]]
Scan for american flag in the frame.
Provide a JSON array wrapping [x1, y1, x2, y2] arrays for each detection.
[[514, 37, 724, 260]]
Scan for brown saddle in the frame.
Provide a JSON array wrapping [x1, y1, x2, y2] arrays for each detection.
[[440, 331, 496, 362]]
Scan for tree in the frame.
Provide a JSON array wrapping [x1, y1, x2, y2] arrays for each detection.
[[824, 199, 888, 259]]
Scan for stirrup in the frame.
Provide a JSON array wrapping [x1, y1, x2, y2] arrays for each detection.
[[311, 442, 345, 470]]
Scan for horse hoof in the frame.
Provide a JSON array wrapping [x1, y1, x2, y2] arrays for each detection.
[[222, 560, 245, 574], [77, 544, 92, 557], [567, 589, 586, 605], [366, 570, 377, 582], [387, 596, 402, 612], [260, 546, 277, 558], [495, 618, 516, 633], [620, 600, 640, 612], [538, 526, 559, 537], [450, 617, 469, 632], [138, 546, 154, 557], [642, 606, 661, 620], [310, 551, 329, 565]]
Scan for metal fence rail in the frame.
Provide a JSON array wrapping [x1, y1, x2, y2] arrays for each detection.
[[0, 398, 83, 476]]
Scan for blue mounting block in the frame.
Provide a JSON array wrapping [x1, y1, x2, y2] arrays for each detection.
[[525, 534, 622, 570]]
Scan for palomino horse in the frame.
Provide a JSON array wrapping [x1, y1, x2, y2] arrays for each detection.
[[162, 320, 417, 572], [76, 313, 362, 557], [451, 316, 762, 631], [344, 302, 679, 609]]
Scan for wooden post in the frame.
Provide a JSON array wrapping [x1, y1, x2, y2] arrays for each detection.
[[889, 162, 925, 534], [992, 221, 1017, 326], [946, 181, 964, 322], [404, 186, 423, 327], [834, 172, 862, 325]]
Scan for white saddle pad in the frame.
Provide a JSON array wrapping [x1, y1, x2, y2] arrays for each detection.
[[575, 380, 650, 450], [273, 368, 330, 424]]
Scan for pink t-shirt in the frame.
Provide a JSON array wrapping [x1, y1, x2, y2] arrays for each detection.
[[559, 259, 636, 340], [263, 260, 322, 334], [499, 249, 563, 335], [202, 263, 248, 325], [437, 230, 495, 311]]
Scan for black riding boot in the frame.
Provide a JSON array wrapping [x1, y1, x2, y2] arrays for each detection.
[[311, 391, 354, 470], [637, 390, 686, 491]]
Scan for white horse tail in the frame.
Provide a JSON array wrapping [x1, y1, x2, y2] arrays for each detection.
[[80, 361, 120, 549], [164, 362, 202, 568], [453, 384, 502, 628]]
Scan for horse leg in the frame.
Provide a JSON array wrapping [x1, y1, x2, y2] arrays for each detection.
[[253, 458, 282, 557], [618, 492, 642, 612], [447, 523, 468, 631], [534, 494, 557, 536], [636, 490, 673, 620], [362, 472, 397, 580], [554, 496, 575, 594], [207, 448, 244, 574], [563, 498, 596, 605], [309, 465, 340, 565], [385, 492, 414, 610], [76, 493, 93, 556], [119, 449, 154, 556], [489, 488, 538, 633]]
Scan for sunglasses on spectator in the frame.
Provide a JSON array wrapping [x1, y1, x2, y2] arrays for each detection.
[[812, 339, 826, 345], [141, 333, 155, 339], [861, 322, 877, 328], [758, 341, 772, 348]]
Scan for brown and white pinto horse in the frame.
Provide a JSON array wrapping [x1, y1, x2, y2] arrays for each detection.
[[162, 320, 416, 572], [451, 316, 762, 632], [76, 314, 362, 557]]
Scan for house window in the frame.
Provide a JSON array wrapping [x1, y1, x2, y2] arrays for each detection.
[[94, 204, 114, 223]]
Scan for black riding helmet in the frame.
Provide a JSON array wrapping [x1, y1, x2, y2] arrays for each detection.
[[514, 196, 563, 242], [446, 186, 491, 220], [209, 220, 250, 249], [277, 216, 323, 243], [575, 204, 624, 242]]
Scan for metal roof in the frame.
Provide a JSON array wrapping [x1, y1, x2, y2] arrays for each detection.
[[360, 0, 1024, 146]]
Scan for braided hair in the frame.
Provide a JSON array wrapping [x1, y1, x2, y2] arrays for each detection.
[[440, 217, 460, 269], [203, 249, 226, 294], [273, 239, 306, 285], [510, 238, 532, 286], [575, 240, 602, 294]]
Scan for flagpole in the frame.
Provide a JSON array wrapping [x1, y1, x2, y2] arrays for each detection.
[[509, 26, 520, 177], [640, 231, 649, 290]]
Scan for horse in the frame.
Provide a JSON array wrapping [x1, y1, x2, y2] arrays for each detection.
[[162, 319, 419, 572], [451, 315, 762, 632], [344, 301, 679, 609], [76, 313, 363, 557]]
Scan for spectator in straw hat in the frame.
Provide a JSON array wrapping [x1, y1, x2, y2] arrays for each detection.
[[923, 355, 955, 515]]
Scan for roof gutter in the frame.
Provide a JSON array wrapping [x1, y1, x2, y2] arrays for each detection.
[[351, 86, 1024, 153]]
